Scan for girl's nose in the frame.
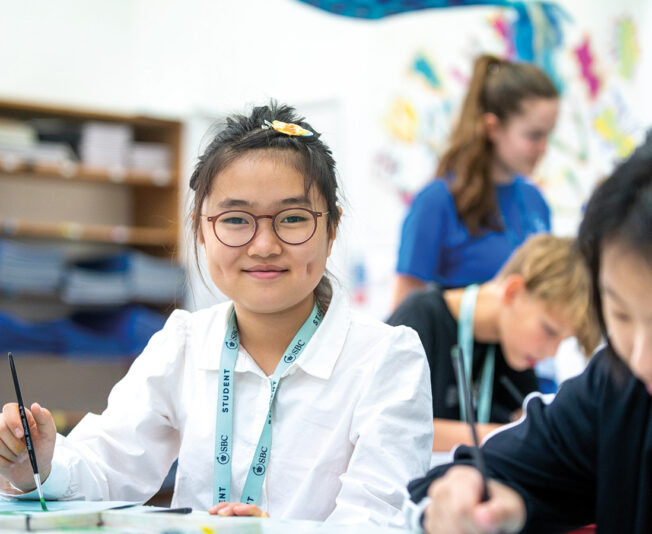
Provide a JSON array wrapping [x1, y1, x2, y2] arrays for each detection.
[[629, 327, 652, 389], [247, 219, 282, 257]]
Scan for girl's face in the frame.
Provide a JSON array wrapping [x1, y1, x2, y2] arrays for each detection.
[[601, 242, 652, 395], [199, 151, 335, 318], [498, 276, 573, 371], [487, 97, 559, 178]]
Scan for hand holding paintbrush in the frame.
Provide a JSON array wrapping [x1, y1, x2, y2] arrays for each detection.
[[0, 353, 56, 508]]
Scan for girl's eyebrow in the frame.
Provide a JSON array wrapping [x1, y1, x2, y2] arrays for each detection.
[[216, 196, 312, 209], [217, 198, 251, 208], [600, 282, 626, 305], [280, 196, 311, 206]]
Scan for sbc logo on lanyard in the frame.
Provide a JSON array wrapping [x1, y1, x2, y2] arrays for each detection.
[[284, 339, 305, 363], [253, 447, 268, 476], [217, 434, 230, 464], [225, 328, 238, 349]]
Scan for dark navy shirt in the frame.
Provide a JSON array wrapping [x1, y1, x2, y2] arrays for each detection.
[[397, 176, 550, 288], [408, 349, 652, 533]]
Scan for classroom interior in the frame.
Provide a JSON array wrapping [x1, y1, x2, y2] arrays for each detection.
[[0, 0, 650, 511]]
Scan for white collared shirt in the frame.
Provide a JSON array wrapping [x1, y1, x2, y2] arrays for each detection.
[[6, 284, 433, 525]]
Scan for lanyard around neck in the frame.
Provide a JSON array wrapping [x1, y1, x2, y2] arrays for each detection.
[[456, 284, 495, 424], [213, 302, 323, 506]]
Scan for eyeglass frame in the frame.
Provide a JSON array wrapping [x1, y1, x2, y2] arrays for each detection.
[[201, 207, 329, 247]]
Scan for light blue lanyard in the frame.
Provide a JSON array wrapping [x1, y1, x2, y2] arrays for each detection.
[[213, 302, 323, 506], [456, 284, 495, 424]]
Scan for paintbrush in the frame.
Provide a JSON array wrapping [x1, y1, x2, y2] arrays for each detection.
[[8, 352, 48, 511]]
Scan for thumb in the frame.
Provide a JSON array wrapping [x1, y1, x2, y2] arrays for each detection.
[[473, 499, 524, 533], [30, 403, 55, 433]]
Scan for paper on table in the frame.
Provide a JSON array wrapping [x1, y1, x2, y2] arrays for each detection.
[[0, 500, 136, 513]]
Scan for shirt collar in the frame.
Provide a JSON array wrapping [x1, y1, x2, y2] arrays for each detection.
[[289, 282, 349, 381], [197, 282, 350, 381]]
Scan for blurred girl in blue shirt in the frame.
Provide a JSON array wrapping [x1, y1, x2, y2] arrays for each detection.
[[393, 54, 558, 308]]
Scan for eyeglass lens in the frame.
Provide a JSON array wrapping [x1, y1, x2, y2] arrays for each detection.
[[214, 208, 317, 246]]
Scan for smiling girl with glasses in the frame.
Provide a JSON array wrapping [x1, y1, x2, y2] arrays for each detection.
[[0, 102, 433, 526]]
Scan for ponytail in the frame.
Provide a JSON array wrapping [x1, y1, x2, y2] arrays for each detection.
[[437, 55, 557, 235]]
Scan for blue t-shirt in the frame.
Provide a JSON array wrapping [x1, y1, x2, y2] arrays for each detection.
[[396, 176, 550, 288]]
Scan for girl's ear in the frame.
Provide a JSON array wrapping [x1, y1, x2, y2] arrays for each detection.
[[501, 273, 526, 306], [193, 213, 206, 246], [483, 112, 502, 143], [331, 207, 343, 239], [326, 206, 343, 256]]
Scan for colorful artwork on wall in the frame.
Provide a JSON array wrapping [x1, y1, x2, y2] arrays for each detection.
[[574, 36, 601, 100], [614, 18, 639, 80]]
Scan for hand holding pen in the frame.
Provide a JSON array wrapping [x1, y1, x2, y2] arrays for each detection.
[[0, 354, 56, 502], [419, 346, 526, 534]]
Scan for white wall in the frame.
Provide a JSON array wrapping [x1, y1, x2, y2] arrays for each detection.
[[1, 0, 650, 318]]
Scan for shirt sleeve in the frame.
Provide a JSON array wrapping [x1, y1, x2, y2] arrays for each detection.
[[408, 350, 609, 532], [520, 179, 551, 233], [6, 311, 189, 503], [327, 326, 434, 526], [396, 181, 452, 282], [386, 290, 442, 418]]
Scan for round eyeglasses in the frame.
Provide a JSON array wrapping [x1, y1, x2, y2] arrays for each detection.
[[202, 208, 329, 247]]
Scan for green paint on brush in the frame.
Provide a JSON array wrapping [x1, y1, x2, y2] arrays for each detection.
[[40, 497, 48, 512]]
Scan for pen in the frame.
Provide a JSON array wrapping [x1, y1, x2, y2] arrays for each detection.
[[451, 345, 490, 502], [8, 352, 48, 512]]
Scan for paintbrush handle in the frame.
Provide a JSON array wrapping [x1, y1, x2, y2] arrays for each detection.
[[8, 353, 40, 475], [451, 345, 490, 502]]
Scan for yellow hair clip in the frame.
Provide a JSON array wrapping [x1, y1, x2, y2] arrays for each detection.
[[262, 120, 313, 137]]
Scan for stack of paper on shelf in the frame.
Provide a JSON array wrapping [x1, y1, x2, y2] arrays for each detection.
[[62, 251, 185, 305], [0, 239, 65, 296], [79, 121, 133, 169], [0, 119, 76, 166], [62, 257, 130, 305], [128, 250, 185, 303], [128, 142, 171, 178], [0, 118, 36, 147]]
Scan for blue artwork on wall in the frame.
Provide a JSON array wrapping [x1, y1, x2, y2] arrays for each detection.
[[298, 1, 567, 89]]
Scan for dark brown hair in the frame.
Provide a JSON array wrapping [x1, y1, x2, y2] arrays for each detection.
[[189, 101, 340, 309], [437, 54, 558, 235], [578, 133, 652, 364]]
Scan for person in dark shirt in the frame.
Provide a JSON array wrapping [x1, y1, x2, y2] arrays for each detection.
[[411, 135, 652, 534], [388, 234, 599, 451]]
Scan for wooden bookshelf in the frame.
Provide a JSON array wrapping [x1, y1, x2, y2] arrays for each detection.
[[0, 218, 177, 246], [0, 98, 182, 253], [0, 158, 174, 187]]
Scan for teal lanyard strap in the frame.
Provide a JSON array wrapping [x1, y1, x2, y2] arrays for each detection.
[[457, 284, 496, 424], [213, 302, 323, 506]]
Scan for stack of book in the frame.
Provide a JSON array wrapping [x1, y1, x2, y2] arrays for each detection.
[[62, 251, 185, 305], [0, 239, 66, 296]]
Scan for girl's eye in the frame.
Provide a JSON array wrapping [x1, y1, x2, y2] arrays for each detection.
[[282, 215, 307, 224], [612, 312, 632, 323], [542, 323, 558, 337], [222, 217, 250, 225]]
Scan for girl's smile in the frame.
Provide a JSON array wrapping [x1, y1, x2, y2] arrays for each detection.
[[243, 264, 288, 280]]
